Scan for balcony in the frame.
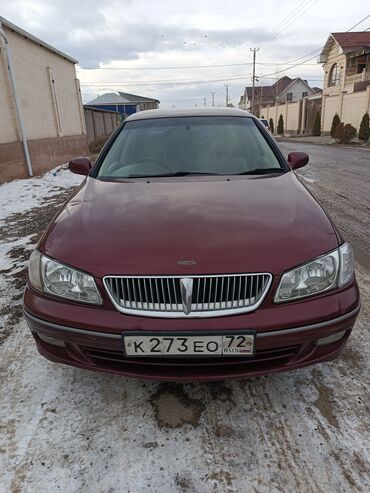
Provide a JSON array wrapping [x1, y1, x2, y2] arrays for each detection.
[[345, 70, 370, 87]]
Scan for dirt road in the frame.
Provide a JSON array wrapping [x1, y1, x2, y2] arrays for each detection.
[[0, 148, 369, 493]]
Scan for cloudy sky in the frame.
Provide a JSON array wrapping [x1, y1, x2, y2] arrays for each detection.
[[2, 0, 369, 107]]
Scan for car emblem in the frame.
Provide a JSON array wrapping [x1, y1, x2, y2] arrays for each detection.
[[179, 278, 193, 315], [177, 259, 197, 266]]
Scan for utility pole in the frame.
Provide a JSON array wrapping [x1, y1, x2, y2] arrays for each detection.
[[203, 97, 207, 107], [224, 84, 230, 106], [250, 47, 259, 115], [211, 92, 215, 107]]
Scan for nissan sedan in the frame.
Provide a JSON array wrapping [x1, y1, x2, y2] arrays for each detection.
[[24, 108, 360, 381]]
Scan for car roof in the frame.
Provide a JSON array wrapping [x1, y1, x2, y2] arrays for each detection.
[[126, 107, 255, 121]]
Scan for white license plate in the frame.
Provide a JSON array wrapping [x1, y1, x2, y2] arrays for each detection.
[[123, 332, 255, 357]]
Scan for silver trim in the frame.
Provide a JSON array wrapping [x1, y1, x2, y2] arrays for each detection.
[[24, 304, 361, 340], [103, 273, 273, 318], [180, 278, 193, 315]]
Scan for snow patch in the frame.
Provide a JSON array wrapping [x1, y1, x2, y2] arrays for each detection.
[[0, 165, 83, 222]]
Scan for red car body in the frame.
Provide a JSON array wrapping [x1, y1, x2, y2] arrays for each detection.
[[24, 109, 360, 381]]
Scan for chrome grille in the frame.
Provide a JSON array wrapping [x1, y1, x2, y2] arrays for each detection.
[[103, 274, 272, 318]]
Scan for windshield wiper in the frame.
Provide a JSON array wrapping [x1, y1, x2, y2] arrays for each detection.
[[236, 168, 285, 175], [126, 171, 221, 178]]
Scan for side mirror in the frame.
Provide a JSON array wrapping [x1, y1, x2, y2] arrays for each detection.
[[69, 157, 92, 176], [287, 152, 309, 171]]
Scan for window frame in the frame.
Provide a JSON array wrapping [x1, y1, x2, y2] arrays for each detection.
[[329, 64, 340, 87]]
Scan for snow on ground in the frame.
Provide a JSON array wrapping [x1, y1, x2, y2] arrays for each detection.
[[0, 166, 83, 271], [0, 165, 83, 220], [0, 159, 369, 493]]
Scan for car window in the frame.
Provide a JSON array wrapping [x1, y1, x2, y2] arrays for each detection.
[[97, 116, 282, 178]]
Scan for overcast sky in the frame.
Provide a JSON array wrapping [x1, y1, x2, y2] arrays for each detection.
[[2, 0, 369, 107]]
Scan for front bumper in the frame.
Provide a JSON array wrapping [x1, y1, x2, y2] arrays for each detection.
[[24, 282, 361, 381]]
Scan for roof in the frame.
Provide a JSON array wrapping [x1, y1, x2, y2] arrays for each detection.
[[86, 91, 160, 106], [0, 17, 77, 63], [86, 93, 131, 105], [245, 76, 294, 102], [272, 76, 294, 94], [332, 32, 370, 53], [126, 107, 254, 121], [83, 105, 120, 114], [278, 77, 313, 96], [312, 87, 323, 93], [118, 91, 160, 103], [320, 31, 370, 60]]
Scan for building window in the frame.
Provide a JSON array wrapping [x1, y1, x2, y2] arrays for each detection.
[[286, 93, 293, 102], [329, 64, 340, 86], [302, 91, 308, 98]]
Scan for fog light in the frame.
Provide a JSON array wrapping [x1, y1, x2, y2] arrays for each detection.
[[37, 333, 65, 347], [317, 330, 346, 346]]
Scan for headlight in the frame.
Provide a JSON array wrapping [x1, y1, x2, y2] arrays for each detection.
[[275, 243, 355, 303], [28, 250, 102, 305]]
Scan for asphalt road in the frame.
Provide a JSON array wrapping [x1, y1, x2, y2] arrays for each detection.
[[0, 147, 369, 493], [279, 142, 370, 272]]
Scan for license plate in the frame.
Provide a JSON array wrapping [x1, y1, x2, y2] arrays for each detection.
[[123, 332, 255, 357]]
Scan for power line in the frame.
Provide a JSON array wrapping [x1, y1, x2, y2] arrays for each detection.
[[79, 50, 326, 88], [260, 0, 320, 47], [347, 15, 370, 31], [257, 53, 321, 78], [77, 61, 318, 71], [256, 13, 370, 80], [79, 71, 324, 88], [259, 0, 312, 45], [259, 0, 309, 43]]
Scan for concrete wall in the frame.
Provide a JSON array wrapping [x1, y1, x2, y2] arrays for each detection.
[[261, 86, 370, 134], [0, 24, 88, 182], [322, 87, 370, 132], [84, 107, 119, 143], [259, 101, 302, 134], [322, 94, 340, 132]]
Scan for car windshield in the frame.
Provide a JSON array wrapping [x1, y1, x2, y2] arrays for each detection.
[[97, 116, 283, 179]]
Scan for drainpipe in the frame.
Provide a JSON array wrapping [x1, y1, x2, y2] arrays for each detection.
[[0, 20, 33, 176]]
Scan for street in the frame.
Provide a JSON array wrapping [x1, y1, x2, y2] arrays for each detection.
[[279, 142, 370, 271], [1, 143, 369, 493]]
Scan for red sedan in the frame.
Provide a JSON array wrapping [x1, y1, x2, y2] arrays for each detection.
[[24, 108, 360, 381]]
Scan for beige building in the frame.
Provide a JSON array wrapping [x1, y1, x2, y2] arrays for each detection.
[[0, 17, 88, 183], [319, 32, 370, 132]]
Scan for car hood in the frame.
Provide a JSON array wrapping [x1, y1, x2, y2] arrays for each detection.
[[41, 174, 339, 277]]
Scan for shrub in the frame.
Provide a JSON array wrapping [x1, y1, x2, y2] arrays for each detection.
[[277, 114, 284, 135], [334, 123, 357, 144], [358, 112, 370, 142], [312, 112, 321, 136], [269, 118, 274, 134], [330, 114, 341, 138]]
